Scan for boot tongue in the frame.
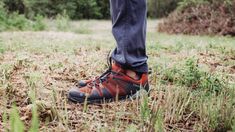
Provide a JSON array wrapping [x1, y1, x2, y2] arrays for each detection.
[[111, 62, 125, 73]]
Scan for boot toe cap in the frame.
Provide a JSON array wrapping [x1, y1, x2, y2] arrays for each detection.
[[68, 87, 86, 102]]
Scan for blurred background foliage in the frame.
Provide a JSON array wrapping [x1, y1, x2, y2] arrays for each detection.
[[1, 0, 180, 20], [2, 0, 108, 19], [1, 0, 234, 36], [0, 0, 181, 31]]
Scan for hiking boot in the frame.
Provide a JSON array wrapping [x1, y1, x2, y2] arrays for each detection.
[[68, 60, 149, 104]]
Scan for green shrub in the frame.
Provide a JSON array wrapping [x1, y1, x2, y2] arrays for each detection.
[[178, 59, 201, 88], [7, 12, 30, 30], [55, 11, 70, 31], [96, 0, 110, 19], [75, 0, 102, 19], [32, 14, 47, 31], [161, 58, 225, 95], [0, 1, 47, 31], [0, 1, 30, 31], [22, 0, 77, 19]]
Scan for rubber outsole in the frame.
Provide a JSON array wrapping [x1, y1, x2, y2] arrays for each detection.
[[68, 89, 149, 104]]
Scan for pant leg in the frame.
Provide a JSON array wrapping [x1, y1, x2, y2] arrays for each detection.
[[110, 0, 148, 73]]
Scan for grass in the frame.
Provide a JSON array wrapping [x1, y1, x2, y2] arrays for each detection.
[[0, 20, 235, 131]]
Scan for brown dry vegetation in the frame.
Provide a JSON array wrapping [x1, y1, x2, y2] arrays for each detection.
[[158, 0, 235, 36], [0, 20, 235, 131]]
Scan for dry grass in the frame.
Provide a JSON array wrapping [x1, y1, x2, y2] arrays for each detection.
[[0, 20, 235, 131]]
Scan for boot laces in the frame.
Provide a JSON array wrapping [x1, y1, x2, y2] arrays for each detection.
[[87, 56, 113, 89]]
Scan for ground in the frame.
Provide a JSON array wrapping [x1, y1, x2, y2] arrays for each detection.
[[0, 20, 235, 131]]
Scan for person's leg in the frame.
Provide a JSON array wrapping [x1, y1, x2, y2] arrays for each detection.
[[110, 0, 148, 73], [68, 0, 149, 103]]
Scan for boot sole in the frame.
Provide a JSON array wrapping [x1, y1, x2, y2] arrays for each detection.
[[68, 89, 149, 104]]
